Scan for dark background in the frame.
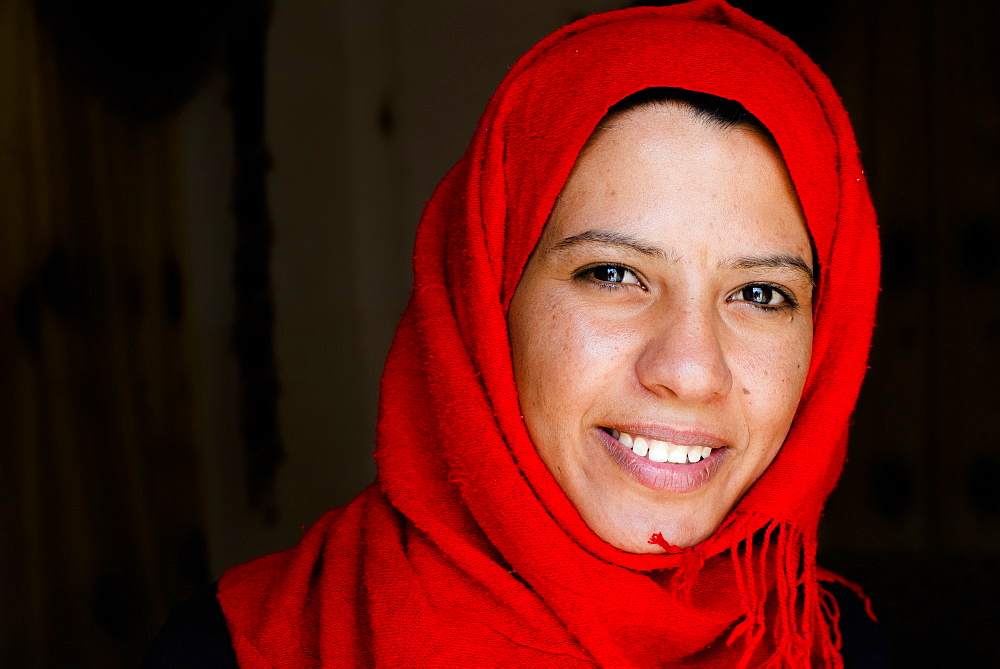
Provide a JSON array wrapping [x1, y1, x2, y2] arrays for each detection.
[[2, 0, 997, 665]]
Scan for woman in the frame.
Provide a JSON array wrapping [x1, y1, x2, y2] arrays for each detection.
[[150, 1, 881, 665]]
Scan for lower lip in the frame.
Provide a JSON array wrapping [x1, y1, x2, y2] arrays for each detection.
[[597, 429, 727, 493]]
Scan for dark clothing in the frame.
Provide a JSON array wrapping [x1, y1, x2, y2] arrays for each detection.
[[144, 580, 889, 667], [144, 584, 238, 668], [828, 581, 892, 667]]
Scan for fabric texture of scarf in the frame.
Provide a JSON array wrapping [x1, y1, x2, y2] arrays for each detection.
[[218, 1, 879, 665]]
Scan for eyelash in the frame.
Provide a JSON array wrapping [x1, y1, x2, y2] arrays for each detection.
[[575, 264, 799, 311], [727, 283, 798, 311], [574, 263, 646, 290]]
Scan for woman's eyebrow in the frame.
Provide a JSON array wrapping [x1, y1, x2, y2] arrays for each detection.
[[724, 254, 815, 283], [548, 233, 813, 283], [549, 230, 668, 259]]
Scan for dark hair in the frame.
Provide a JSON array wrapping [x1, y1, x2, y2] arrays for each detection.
[[597, 87, 774, 143]]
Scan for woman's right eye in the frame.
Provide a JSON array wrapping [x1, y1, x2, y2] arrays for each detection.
[[578, 264, 643, 287]]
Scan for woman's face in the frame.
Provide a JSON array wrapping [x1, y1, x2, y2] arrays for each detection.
[[508, 104, 814, 552]]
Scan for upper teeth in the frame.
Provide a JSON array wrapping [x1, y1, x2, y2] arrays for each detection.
[[610, 429, 713, 464]]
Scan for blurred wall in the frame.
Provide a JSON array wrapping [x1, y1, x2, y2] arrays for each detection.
[[183, 0, 626, 580], [816, 1, 1000, 663]]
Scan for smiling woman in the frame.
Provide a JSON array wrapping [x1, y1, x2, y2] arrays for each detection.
[[509, 94, 815, 552], [148, 1, 882, 666]]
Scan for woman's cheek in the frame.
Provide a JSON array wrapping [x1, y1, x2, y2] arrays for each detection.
[[726, 323, 811, 423], [550, 300, 637, 375]]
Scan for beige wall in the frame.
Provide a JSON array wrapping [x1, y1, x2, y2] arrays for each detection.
[[182, 0, 625, 577]]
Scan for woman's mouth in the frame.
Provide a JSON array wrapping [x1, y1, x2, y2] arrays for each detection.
[[598, 427, 728, 492], [610, 429, 713, 463]]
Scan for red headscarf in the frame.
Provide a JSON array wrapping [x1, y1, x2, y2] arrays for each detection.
[[219, 1, 879, 665]]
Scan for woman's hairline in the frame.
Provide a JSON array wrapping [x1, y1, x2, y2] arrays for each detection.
[[594, 87, 775, 140]]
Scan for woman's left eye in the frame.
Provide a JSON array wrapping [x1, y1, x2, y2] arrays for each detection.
[[729, 284, 794, 309], [579, 264, 642, 287]]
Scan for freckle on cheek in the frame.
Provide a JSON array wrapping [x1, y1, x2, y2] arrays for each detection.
[[743, 387, 750, 395]]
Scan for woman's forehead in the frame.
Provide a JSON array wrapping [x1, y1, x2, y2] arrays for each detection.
[[525, 103, 813, 285]]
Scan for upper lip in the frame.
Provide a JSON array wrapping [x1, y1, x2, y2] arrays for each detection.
[[603, 424, 728, 448]]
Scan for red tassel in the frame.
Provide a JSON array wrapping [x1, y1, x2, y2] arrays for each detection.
[[646, 532, 674, 552], [818, 569, 878, 622], [724, 518, 845, 667]]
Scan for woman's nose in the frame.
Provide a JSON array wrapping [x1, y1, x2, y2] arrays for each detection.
[[634, 303, 733, 402]]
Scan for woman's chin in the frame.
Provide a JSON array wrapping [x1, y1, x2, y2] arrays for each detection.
[[584, 501, 724, 553], [598, 529, 709, 554]]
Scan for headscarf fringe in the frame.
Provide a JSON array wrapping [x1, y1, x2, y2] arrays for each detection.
[[819, 568, 879, 622], [648, 532, 707, 604], [726, 517, 842, 667], [670, 546, 707, 604]]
